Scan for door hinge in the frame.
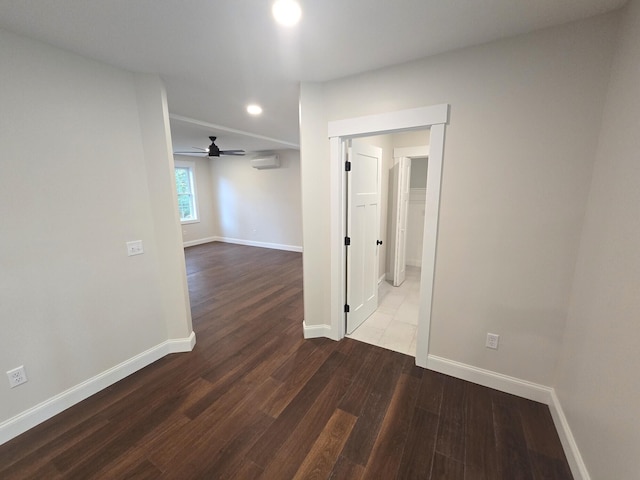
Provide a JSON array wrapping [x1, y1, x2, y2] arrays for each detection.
[[345, 161, 351, 172], [344, 236, 351, 246], [344, 304, 350, 313]]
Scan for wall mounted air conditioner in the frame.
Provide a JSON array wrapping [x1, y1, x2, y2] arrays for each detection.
[[250, 154, 280, 169]]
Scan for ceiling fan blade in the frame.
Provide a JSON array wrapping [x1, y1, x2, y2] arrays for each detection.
[[220, 150, 246, 156], [175, 137, 245, 157]]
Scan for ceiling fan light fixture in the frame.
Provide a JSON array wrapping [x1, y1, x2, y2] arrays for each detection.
[[272, 0, 301, 27], [174, 136, 245, 157], [247, 104, 263, 115]]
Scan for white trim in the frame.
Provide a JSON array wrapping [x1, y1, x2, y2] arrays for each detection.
[[215, 236, 302, 253], [330, 136, 346, 341], [183, 236, 303, 252], [0, 331, 196, 446], [549, 390, 591, 480], [394, 145, 430, 158], [303, 321, 339, 341], [378, 273, 386, 285], [170, 114, 299, 149], [166, 331, 197, 353], [425, 354, 588, 480], [426, 354, 552, 404], [183, 236, 218, 248], [328, 104, 449, 138], [328, 105, 449, 365], [415, 123, 446, 368]]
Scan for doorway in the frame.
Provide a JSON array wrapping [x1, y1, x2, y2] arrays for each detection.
[[346, 138, 429, 356], [328, 104, 449, 368], [389, 144, 430, 287]]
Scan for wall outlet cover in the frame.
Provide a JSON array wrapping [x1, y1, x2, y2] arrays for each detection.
[[7, 366, 28, 388], [126, 240, 144, 256], [486, 333, 500, 350]]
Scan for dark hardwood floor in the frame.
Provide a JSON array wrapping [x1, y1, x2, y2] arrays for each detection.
[[0, 242, 573, 479]]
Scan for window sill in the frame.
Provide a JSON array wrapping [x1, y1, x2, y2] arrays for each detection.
[[180, 219, 200, 225]]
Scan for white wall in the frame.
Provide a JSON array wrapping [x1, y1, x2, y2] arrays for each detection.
[[211, 149, 302, 250], [554, 0, 640, 478], [410, 158, 428, 189], [300, 13, 618, 386], [0, 29, 192, 432], [300, 84, 332, 331], [391, 129, 431, 149], [174, 155, 218, 245], [134, 74, 193, 340], [174, 150, 303, 251]]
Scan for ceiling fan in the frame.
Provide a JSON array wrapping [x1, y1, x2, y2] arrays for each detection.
[[174, 136, 245, 157]]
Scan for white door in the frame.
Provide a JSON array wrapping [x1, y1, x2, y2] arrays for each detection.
[[392, 157, 411, 286], [346, 140, 382, 334]]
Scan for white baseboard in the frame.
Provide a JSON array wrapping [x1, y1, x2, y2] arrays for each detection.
[[378, 274, 386, 285], [426, 354, 588, 480], [217, 236, 303, 253], [166, 330, 197, 352], [303, 321, 338, 341], [426, 354, 552, 404], [183, 236, 303, 252], [406, 259, 422, 267], [0, 331, 196, 446], [548, 390, 590, 480], [183, 236, 217, 248]]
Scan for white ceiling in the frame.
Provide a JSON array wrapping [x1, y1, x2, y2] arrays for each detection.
[[0, 0, 626, 153]]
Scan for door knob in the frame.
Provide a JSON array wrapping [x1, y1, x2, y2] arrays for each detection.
[[377, 240, 383, 245]]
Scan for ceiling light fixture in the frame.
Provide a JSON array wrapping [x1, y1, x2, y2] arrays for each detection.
[[272, 0, 301, 27], [247, 104, 263, 115]]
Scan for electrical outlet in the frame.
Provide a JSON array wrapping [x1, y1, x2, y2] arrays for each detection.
[[486, 333, 500, 350], [7, 366, 28, 388], [126, 240, 144, 256]]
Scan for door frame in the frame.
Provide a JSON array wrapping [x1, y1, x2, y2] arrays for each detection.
[[328, 104, 449, 368]]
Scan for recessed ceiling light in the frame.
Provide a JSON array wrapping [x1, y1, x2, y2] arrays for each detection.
[[272, 0, 301, 27], [247, 104, 263, 115]]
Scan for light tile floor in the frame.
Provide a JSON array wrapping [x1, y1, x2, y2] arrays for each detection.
[[346, 266, 421, 356]]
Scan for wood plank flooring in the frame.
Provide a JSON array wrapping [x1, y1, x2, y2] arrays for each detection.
[[0, 242, 573, 479]]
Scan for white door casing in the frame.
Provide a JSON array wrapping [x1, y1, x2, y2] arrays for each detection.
[[346, 140, 382, 334], [328, 104, 449, 368]]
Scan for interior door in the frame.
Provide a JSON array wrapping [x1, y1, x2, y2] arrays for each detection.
[[346, 140, 382, 334], [392, 157, 411, 286]]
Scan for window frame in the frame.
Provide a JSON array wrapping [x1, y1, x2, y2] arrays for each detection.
[[174, 159, 200, 225]]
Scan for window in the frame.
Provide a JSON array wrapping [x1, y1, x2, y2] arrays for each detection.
[[174, 161, 199, 223]]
